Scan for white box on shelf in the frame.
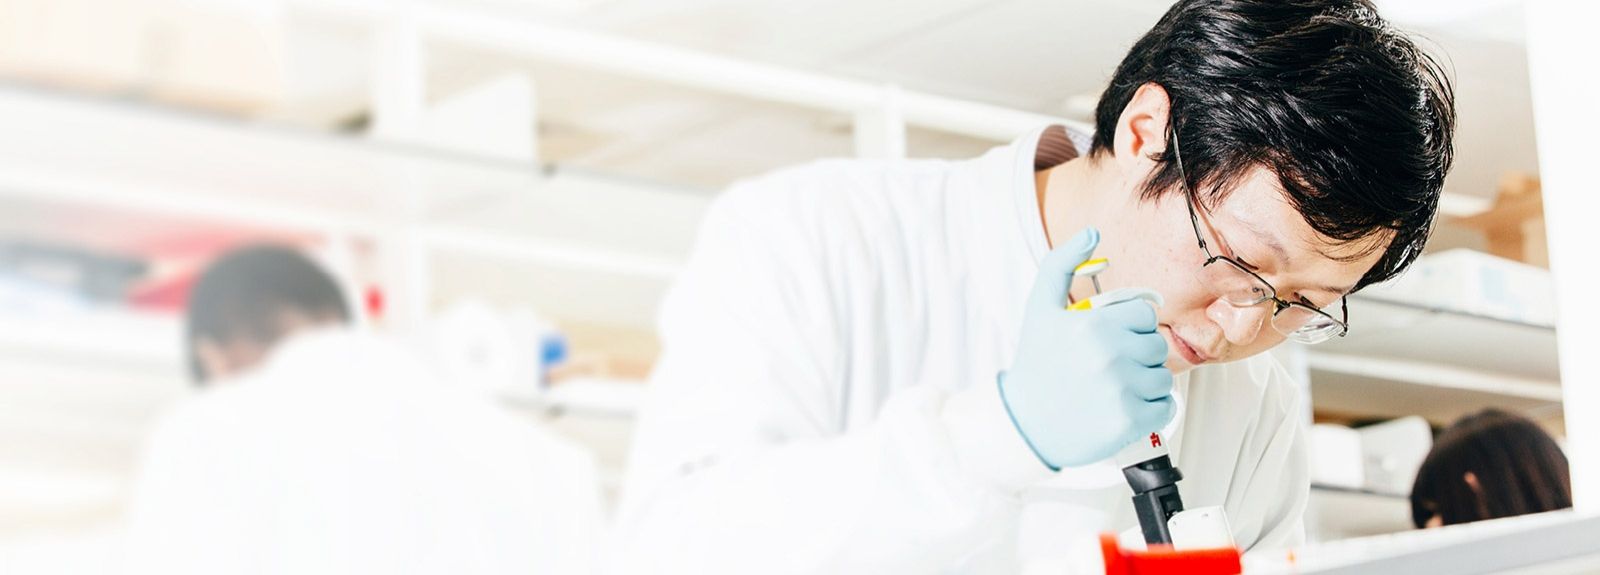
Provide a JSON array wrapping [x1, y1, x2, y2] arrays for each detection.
[[1359, 416, 1433, 495], [1311, 423, 1366, 490], [1367, 249, 1555, 327]]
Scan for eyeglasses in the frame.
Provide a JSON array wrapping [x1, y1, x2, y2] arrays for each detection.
[[1168, 128, 1349, 345]]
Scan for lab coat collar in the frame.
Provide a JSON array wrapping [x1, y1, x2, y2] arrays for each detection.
[[1005, 124, 1094, 266]]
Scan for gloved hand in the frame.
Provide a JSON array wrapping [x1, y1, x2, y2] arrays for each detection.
[[999, 227, 1176, 470]]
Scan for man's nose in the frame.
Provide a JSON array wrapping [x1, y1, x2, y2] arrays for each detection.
[[1207, 298, 1271, 345]]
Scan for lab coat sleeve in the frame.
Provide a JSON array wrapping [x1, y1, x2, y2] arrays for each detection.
[[1237, 364, 1311, 551], [610, 174, 1053, 574]]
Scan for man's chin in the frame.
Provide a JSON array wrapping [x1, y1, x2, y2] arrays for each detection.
[[1166, 354, 1195, 374]]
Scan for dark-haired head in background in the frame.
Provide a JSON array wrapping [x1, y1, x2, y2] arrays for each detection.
[[1410, 409, 1572, 528], [184, 245, 351, 384]]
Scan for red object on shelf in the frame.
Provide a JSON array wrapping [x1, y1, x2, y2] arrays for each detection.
[[364, 286, 385, 321], [127, 269, 198, 312], [1099, 534, 1241, 575]]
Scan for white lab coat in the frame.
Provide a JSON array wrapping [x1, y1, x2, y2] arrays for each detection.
[[610, 125, 1309, 574], [121, 328, 603, 575]]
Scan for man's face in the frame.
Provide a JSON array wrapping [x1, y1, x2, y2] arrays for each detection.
[[1069, 166, 1384, 374]]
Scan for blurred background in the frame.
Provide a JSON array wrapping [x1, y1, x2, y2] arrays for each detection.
[[0, 0, 1567, 571]]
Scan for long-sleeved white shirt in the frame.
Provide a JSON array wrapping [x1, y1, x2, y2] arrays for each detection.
[[612, 125, 1308, 573]]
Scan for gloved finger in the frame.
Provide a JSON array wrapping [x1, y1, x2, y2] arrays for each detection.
[[1131, 395, 1179, 432], [1119, 362, 1174, 401], [1097, 297, 1159, 334], [1026, 227, 1100, 314], [1112, 330, 1169, 367]]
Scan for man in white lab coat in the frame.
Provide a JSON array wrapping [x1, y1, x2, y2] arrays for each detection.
[[613, 0, 1457, 572], [122, 246, 602, 575]]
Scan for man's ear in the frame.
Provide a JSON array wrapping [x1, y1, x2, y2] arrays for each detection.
[[194, 338, 231, 384], [1112, 82, 1173, 178]]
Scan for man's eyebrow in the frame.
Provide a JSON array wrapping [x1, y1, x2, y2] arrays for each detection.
[[1233, 216, 1290, 269], [1297, 289, 1350, 310], [1234, 216, 1353, 296]]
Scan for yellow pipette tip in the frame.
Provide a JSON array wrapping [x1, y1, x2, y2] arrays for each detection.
[[1074, 258, 1109, 277]]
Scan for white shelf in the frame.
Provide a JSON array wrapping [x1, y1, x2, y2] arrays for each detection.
[[1307, 351, 1562, 424], [1311, 483, 1409, 499], [1307, 294, 1562, 424], [1308, 484, 1414, 543], [0, 307, 181, 378], [1320, 295, 1558, 381], [526, 377, 646, 418], [0, 83, 705, 280], [0, 84, 487, 232], [1309, 369, 1560, 426], [1250, 511, 1600, 575], [1308, 353, 1559, 401], [0, 82, 712, 333]]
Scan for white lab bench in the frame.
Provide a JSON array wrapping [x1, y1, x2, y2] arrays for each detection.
[[1245, 510, 1600, 574]]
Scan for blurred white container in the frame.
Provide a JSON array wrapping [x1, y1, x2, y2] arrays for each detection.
[[425, 299, 566, 402], [1368, 249, 1556, 326], [1168, 506, 1236, 550], [1311, 423, 1366, 489], [1360, 415, 1434, 495], [1310, 416, 1434, 496]]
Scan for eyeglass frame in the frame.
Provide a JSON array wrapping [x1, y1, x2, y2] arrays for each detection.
[[1167, 125, 1350, 343]]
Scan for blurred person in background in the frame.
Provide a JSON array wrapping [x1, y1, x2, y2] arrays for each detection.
[[1411, 408, 1572, 529], [121, 245, 602, 575]]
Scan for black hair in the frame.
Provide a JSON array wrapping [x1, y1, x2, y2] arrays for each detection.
[[184, 245, 351, 384], [1089, 0, 1455, 291], [1410, 409, 1571, 528]]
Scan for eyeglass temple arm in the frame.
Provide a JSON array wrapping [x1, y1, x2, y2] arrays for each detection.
[[1185, 197, 1208, 253], [1169, 126, 1210, 254]]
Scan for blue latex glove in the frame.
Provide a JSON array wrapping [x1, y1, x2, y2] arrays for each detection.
[[999, 227, 1176, 470]]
